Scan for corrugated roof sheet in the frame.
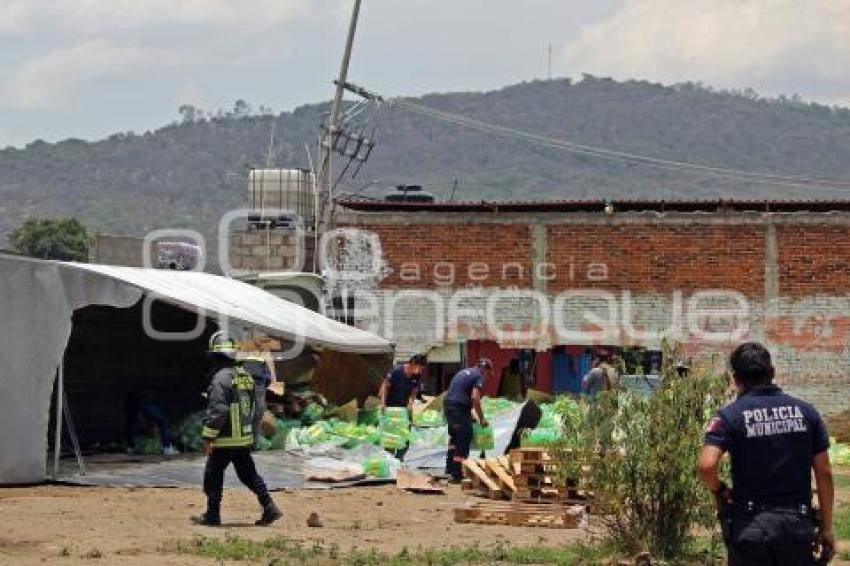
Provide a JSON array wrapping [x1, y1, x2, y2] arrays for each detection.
[[337, 197, 850, 213]]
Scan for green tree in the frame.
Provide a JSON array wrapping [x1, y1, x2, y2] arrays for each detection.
[[8, 217, 91, 262]]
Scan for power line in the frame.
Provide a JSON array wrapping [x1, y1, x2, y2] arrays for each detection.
[[385, 97, 850, 192]]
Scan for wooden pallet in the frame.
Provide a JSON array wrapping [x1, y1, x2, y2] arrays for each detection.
[[462, 448, 595, 512], [461, 459, 503, 500], [454, 500, 585, 529]]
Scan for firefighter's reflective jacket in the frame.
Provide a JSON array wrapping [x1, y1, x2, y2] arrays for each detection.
[[201, 364, 256, 448]]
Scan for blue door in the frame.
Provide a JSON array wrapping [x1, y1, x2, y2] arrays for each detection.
[[553, 348, 582, 393]]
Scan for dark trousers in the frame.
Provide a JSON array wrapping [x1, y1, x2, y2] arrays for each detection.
[[126, 400, 172, 448], [444, 402, 472, 481], [727, 508, 815, 565], [203, 447, 272, 517]]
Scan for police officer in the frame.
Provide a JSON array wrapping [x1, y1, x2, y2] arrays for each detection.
[[697, 342, 834, 565], [192, 332, 282, 527], [443, 358, 492, 482]]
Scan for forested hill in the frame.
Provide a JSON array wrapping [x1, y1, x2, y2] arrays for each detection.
[[3, 76, 850, 244]]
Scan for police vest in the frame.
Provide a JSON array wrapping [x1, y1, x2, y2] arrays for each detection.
[[212, 366, 256, 449]]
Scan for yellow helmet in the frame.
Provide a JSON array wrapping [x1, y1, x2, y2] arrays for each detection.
[[208, 330, 238, 358]]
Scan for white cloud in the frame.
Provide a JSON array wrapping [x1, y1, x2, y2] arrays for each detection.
[[0, 0, 321, 110], [562, 0, 850, 102], [175, 82, 208, 109], [0, 0, 315, 38], [3, 40, 204, 109]]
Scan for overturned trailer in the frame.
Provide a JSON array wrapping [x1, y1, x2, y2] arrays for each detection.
[[0, 254, 392, 485]]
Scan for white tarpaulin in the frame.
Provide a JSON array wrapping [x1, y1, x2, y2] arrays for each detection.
[[0, 254, 391, 484]]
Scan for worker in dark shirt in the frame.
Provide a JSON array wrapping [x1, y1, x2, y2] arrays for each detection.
[[443, 358, 492, 482], [379, 353, 427, 415], [697, 342, 834, 565]]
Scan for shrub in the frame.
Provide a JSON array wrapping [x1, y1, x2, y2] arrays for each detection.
[[553, 342, 728, 559]]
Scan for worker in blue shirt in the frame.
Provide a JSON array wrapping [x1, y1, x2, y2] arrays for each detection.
[[697, 342, 834, 565], [443, 358, 492, 482], [379, 353, 427, 415]]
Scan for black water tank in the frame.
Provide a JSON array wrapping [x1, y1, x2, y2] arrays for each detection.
[[384, 184, 435, 203]]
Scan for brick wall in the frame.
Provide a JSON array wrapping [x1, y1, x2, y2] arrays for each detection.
[[352, 224, 533, 288], [546, 224, 764, 295], [334, 210, 850, 415], [778, 225, 850, 297]]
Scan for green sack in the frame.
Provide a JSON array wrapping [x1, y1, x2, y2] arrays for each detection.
[[413, 409, 446, 428], [302, 422, 332, 445], [276, 418, 301, 432], [380, 431, 408, 450], [301, 402, 325, 425], [380, 420, 410, 449], [255, 436, 272, 451], [481, 397, 517, 416], [522, 428, 561, 447], [358, 408, 379, 426], [828, 437, 850, 466], [363, 457, 390, 478], [381, 407, 410, 426], [136, 436, 162, 455], [471, 423, 494, 450]]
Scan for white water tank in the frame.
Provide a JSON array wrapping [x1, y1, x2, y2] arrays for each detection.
[[248, 169, 316, 228]]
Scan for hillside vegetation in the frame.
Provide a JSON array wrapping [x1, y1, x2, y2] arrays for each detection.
[[3, 76, 850, 246]]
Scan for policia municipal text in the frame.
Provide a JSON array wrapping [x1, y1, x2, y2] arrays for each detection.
[[697, 342, 834, 565]]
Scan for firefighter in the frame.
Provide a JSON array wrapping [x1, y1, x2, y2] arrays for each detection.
[[192, 331, 282, 527]]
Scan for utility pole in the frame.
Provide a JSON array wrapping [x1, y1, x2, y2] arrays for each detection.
[[318, 0, 363, 229], [547, 42, 552, 80]]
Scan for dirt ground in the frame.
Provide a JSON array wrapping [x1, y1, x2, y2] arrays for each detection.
[[0, 483, 592, 565], [5, 469, 850, 565]]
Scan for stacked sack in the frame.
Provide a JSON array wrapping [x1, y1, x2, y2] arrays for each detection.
[[380, 407, 412, 450]]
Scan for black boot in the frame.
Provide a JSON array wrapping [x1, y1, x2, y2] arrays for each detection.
[[255, 502, 282, 526], [191, 512, 221, 526]]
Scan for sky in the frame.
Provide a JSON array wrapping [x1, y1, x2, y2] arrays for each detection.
[[1, 0, 849, 148]]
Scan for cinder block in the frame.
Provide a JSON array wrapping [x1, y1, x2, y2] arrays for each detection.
[[241, 233, 263, 246]]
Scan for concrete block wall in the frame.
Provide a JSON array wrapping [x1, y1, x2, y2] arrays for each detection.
[[228, 228, 306, 272], [335, 210, 850, 415], [90, 234, 146, 267]]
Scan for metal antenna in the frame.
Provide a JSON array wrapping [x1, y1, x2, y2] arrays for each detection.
[[548, 42, 552, 80], [265, 117, 277, 168]]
